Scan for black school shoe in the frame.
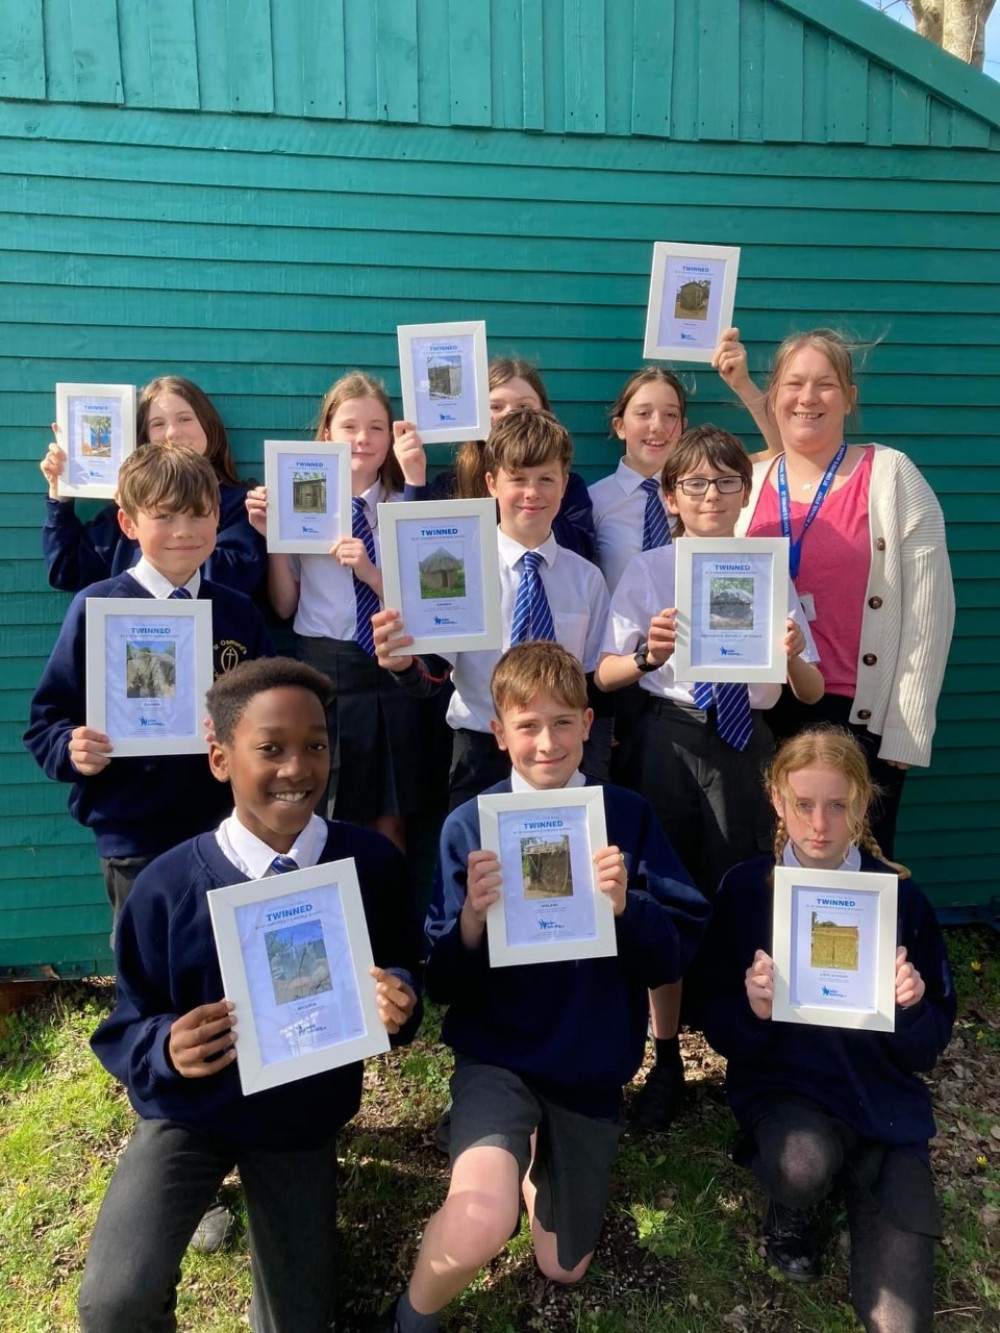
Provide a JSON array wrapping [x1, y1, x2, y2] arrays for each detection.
[[628, 1061, 687, 1132], [762, 1201, 819, 1282]]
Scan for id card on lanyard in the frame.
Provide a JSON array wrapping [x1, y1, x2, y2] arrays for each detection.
[[777, 443, 847, 621]]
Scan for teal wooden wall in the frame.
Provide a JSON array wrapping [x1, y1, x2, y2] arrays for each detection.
[[2, 0, 998, 974]]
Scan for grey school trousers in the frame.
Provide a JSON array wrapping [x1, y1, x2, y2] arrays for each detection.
[[78, 1118, 339, 1333]]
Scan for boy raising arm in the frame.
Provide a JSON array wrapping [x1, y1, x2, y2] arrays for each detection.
[[77, 656, 419, 1333], [378, 642, 709, 1333]]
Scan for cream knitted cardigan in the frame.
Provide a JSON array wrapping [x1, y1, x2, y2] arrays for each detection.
[[736, 445, 954, 767]]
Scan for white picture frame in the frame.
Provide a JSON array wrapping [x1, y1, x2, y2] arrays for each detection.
[[772, 866, 899, 1032], [397, 320, 490, 443], [377, 498, 502, 655], [207, 859, 390, 1095], [55, 382, 137, 499], [673, 537, 789, 684], [642, 242, 740, 364], [263, 440, 352, 554], [85, 597, 214, 757], [478, 787, 616, 968]]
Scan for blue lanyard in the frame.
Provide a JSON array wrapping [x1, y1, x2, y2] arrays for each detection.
[[777, 442, 847, 580]]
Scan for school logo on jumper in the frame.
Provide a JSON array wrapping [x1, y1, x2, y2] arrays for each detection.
[[216, 640, 249, 675]]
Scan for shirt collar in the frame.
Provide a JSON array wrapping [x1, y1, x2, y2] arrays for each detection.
[[497, 528, 558, 571], [781, 842, 863, 872], [615, 458, 658, 496], [510, 768, 587, 794], [219, 811, 328, 880], [354, 478, 384, 523], [130, 556, 201, 600]]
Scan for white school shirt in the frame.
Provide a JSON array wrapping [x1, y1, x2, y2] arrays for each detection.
[[129, 556, 201, 600], [781, 841, 862, 873], [216, 810, 328, 878], [602, 544, 819, 710], [289, 479, 398, 641], [446, 530, 612, 734], [589, 460, 673, 592], [510, 769, 587, 794]]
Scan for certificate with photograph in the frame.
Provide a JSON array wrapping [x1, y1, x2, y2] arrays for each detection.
[[772, 866, 898, 1032], [478, 787, 616, 967], [378, 498, 502, 654], [207, 859, 390, 1095], [263, 440, 352, 553], [673, 537, 789, 684], [55, 382, 137, 499], [85, 597, 213, 757], [642, 242, 740, 363], [397, 320, 490, 444]]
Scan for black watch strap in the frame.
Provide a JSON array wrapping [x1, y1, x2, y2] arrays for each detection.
[[634, 639, 659, 673]]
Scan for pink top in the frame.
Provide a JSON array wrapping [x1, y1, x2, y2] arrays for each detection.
[[748, 451, 873, 698]]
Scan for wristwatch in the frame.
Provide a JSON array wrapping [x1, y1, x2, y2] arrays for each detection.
[[633, 640, 660, 673]]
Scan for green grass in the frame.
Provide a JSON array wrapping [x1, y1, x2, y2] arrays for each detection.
[[0, 926, 998, 1331]]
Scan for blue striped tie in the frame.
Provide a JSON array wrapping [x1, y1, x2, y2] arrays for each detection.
[[168, 587, 192, 599], [692, 680, 753, 752], [640, 478, 671, 551], [268, 854, 299, 875], [351, 496, 379, 657], [510, 550, 556, 645]]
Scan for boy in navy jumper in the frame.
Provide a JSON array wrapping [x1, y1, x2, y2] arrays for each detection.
[[78, 656, 420, 1333], [24, 444, 272, 928], [372, 408, 612, 809], [380, 642, 709, 1333]]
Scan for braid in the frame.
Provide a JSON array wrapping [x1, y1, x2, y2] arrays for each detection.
[[859, 820, 910, 880], [773, 817, 790, 864]]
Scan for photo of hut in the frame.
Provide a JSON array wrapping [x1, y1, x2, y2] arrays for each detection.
[[709, 576, 755, 630], [520, 834, 573, 900], [418, 541, 466, 599], [426, 353, 462, 399], [292, 469, 327, 513], [264, 919, 333, 1005], [673, 278, 711, 320], [810, 911, 860, 972], [125, 639, 177, 699]]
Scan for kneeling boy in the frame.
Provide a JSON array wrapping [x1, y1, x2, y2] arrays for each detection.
[[78, 657, 421, 1333], [382, 642, 709, 1332]]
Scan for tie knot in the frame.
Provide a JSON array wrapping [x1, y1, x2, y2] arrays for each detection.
[[640, 478, 660, 498], [269, 854, 299, 875], [351, 496, 365, 519], [168, 586, 191, 599], [522, 550, 543, 575]]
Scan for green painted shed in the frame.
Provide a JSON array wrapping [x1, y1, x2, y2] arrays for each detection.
[[2, 0, 998, 977]]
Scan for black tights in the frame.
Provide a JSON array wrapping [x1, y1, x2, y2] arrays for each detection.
[[751, 1100, 935, 1333]]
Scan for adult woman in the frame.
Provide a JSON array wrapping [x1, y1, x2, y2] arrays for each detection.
[[736, 331, 954, 854]]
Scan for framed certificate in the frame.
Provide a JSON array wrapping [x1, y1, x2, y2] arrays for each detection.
[[55, 382, 137, 499], [378, 498, 502, 655], [772, 866, 898, 1032], [207, 859, 390, 1095], [673, 537, 789, 684], [85, 597, 214, 757], [263, 440, 352, 553], [642, 242, 740, 364], [397, 320, 490, 443], [478, 787, 616, 968]]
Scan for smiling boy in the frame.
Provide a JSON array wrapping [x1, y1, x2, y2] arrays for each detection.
[[78, 656, 420, 1333], [379, 642, 708, 1333], [25, 445, 272, 929], [374, 408, 611, 808]]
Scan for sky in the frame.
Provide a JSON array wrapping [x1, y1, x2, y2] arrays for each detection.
[[860, 0, 1000, 79]]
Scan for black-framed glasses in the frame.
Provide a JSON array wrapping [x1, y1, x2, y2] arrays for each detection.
[[673, 475, 745, 497]]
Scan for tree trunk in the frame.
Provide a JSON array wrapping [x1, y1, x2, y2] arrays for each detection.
[[908, 0, 996, 69]]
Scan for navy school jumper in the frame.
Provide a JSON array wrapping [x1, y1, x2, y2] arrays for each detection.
[[425, 778, 711, 1118], [90, 823, 421, 1147], [23, 572, 273, 859]]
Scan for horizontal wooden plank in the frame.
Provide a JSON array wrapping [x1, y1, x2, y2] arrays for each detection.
[[0, 937, 112, 975]]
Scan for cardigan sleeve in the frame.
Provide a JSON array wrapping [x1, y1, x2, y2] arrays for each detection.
[[873, 451, 954, 766]]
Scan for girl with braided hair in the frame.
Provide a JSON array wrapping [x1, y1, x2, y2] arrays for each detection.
[[698, 727, 955, 1333]]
